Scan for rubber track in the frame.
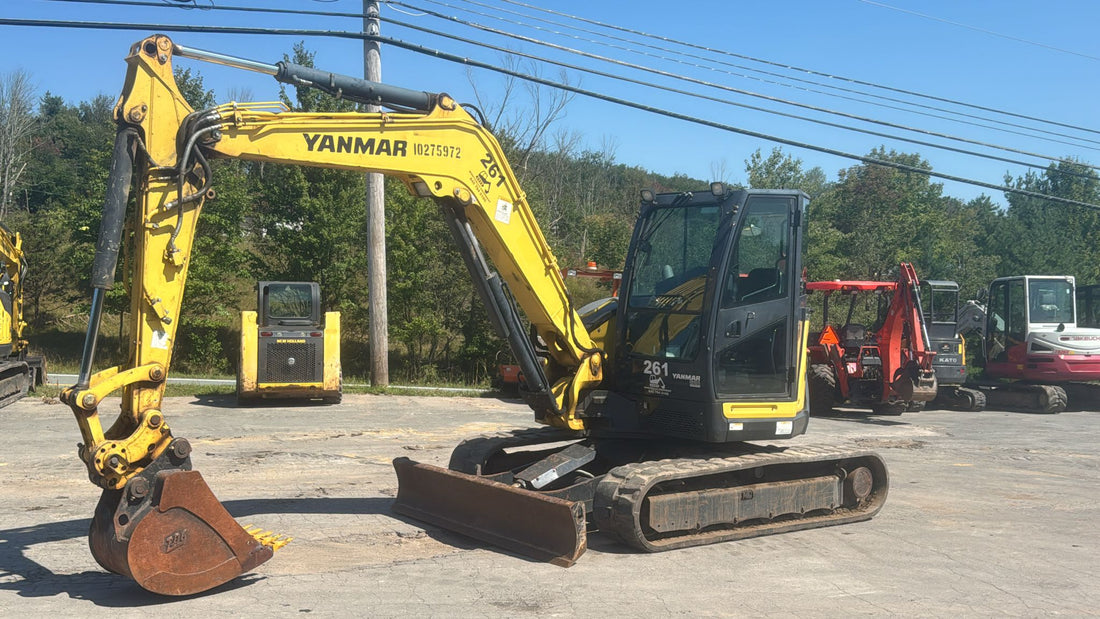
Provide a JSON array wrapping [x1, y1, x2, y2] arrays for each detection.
[[1062, 382, 1100, 412], [955, 387, 987, 411], [593, 444, 888, 553], [1045, 385, 1069, 413], [0, 362, 31, 410], [982, 384, 1066, 414]]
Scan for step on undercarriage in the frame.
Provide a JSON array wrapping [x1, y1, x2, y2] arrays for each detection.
[[392, 429, 888, 565]]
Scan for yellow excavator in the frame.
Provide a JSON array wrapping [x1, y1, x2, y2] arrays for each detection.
[[237, 281, 341, 404], [0, 223, 45, 406], [61, 35, 888, 596]]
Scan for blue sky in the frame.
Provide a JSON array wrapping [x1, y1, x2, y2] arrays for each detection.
[[2, 0, 1098, 207]]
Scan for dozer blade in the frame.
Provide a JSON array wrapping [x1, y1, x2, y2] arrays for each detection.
[[90, 469, 279, 596], [391, 457, 586, 567]]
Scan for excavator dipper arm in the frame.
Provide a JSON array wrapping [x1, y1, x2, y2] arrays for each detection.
[[880, 263, 938, 403], [61, 35, 601, 594]]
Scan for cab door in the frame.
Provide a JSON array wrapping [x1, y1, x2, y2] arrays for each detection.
[[712, 193, 804, 400]]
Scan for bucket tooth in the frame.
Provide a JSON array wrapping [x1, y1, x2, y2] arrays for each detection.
[[243, 526, 293, 550]]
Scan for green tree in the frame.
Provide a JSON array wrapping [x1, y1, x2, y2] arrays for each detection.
[[817, 148, 945, 281], [744, 147, 840, 280], [174, 67, 216, 110], [19, 94, 116, 326], [243, 43, 371, 373], [745, 148, 829, 198], [999, 160, 1100, 283]]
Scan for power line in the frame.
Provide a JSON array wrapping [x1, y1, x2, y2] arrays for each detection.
[[494, 0, 1100, 139], [367, 1, 1100, 177], [412, 0, 1100, 149], [52, 0, 1100, 151], [2, 17, 1097, 210], [42, 0, 1100, 179], [859, 0, 1100, 63]]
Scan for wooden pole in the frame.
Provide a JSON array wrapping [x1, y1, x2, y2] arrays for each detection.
[[364, 0, 389, 386]]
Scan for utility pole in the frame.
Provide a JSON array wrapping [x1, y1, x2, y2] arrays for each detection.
[[364, 0, 389, 386]]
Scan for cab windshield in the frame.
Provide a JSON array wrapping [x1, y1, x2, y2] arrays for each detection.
[[627, 204, 722, 307], [1028, 278, 1074, 324], [267, 284, 314, 320], [624, 203, 723, 360]]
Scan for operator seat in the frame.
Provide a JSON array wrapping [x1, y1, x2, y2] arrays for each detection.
[[840, 324, 867, 350], [738, 267, 780, 302]]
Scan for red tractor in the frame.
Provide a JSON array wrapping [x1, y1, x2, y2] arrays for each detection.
[[807, 263, 938, 415]]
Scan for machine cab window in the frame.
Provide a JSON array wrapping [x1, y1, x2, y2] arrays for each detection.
[[623, 202, 724, 361], [261, 282, 321, 327], [1027, 278, 1074, 324], [714, 196, 796, 396]]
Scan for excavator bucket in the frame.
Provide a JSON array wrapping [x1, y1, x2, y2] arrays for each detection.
[[89, 469, 282, 596], [391, 457, 587, 567], [892, 363, 938, 402]]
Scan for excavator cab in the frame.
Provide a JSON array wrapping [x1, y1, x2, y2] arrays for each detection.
[[984, 276, 1100, 381], [603, 186, 808, 440], [920, 281, 984, 410]]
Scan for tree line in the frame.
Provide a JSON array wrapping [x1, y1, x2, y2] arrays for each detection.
[[1, 50, 1098, 384]]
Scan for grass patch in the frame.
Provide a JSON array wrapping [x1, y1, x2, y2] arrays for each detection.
[[32, 381, 492, 402]]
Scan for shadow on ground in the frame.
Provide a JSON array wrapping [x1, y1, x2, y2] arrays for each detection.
[[0, 496, 393, 606], [811, 409, 910, 426]]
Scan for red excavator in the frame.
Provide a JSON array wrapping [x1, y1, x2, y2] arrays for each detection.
[[807, 263, 937, 415], [966, 275, 1100, 413]]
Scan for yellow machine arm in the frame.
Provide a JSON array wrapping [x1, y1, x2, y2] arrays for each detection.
[[63, 34, 601, 495], [0, 224, 28, 354]]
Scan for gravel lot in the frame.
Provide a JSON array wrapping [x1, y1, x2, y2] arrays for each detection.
[[0, 393, 1097, 616]]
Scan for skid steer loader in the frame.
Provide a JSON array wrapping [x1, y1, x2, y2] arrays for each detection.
[[237, 281, 341, 404]]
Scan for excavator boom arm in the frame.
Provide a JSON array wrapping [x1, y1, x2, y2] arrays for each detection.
[[64, 34, 599, 492], [878, 263, 937, 401]]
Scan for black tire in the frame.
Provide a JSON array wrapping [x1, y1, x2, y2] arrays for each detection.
[[905, 400, 926, 412], [808, 364, 837, 415], [1038, 385, 1067, 414]]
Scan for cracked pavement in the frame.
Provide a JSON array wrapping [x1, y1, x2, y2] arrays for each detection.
[[0, 394, 1097, 616]]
